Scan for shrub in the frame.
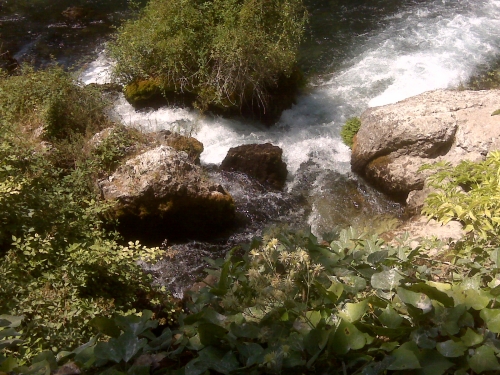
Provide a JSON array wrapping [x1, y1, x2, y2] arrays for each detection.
[[340, 116, 361, 148], [108, 0, 307, 114], [28, 224, 500, 374], [0, 67, 166, 362], [421, 151, 500, 241]]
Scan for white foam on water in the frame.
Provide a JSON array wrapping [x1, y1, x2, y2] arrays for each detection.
[[80, 51, 114, 85], [80, 0, 500, 232]]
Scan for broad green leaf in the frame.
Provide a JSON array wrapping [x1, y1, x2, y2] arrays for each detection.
[[436, 340, 467, 358], [387, 342, 421, 370], [89, 316, 121, 338], [432, 303, 467, 336], [127, 365, 150, 375], [305, 310, 323, 327], [480, 308, 500, 333], [95, 331, 147, 363], [379, 306, 403, 329], [184, 358, 208, 375], [408, 283, 454, 307], [338, 300, 368, 323], [415, 350, 453, 375], [367, 250, 389, 264], [449, 286, 491, 310], [468, 345, 500, 373], [397, 288, 432, 313], [0, 356, 18, 372], [230, 322, 260, 339], [371, 270, 403, 291], [197, 347, 239, 374], [461, 328, 483, 347], [198, 323, 227, 346], [410, 328, 437, 349], [304, 328, 329, 356], [236, 343, 264, 367], [0, 315, 24, 328], [328, 320, 367, 355], [340, 274, 367, 294]]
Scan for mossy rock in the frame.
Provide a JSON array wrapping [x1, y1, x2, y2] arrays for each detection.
[[124, 79, 163, 106]]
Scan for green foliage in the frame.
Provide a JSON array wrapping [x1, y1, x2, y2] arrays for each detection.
[[92, 125, 144, 172], [0, 65, 111, 142], [0, 67, 166, 362], [422, 151, 500, 241], [34, 225, 500, 374], [108, 0, 307, 112], [340, 117, 361, 148], [492, 109, 500, 116]]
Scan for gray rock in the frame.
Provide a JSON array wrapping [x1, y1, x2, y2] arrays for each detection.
[[99, 145, 234, 241], [352, 89, 500, 196], [220, 143, 288, 190]]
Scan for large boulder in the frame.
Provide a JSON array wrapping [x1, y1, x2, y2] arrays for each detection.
[[352, 89, 500, 197], [99, 145, 235, 242], [220, 143, 288, 190]]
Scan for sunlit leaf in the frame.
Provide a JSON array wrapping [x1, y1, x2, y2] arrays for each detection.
[[468, 345, 500, 373], [371, 270, 403, 291]]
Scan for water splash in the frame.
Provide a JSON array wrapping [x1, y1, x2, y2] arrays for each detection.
[[80, 0, 500, 258]]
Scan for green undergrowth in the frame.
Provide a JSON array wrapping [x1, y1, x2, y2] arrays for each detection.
[[9, 221, 500, 374], [0, 65, 170, 363]]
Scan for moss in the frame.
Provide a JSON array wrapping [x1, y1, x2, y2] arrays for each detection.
[[124, 79, 163, 106], [166, 135, 204, 162], [340, 117, 361, 148]]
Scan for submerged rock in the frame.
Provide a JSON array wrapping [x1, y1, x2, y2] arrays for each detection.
[[352, 89, 500, 198], [99, 145, 235, 243], [220, 143, 288, 190]]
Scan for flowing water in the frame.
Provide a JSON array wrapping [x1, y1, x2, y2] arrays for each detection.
[[4, 0, 500, 294]]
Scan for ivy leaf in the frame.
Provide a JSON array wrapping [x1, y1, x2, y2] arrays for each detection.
[[410, 328, 437, 349], [0, 315, 23, 328], [461, 328, 483, 347], [198, 323, 227, 346], [328, 320, 368, 355], [415, 350, 453, 375], [379, 306, 403, 329], [468, 345, 500, 373], [236, 343, 264, 367], [371, 270, 403, 291], [367, 250, 389, 264], [436, 340, 467, 358], [89, 316, 121, 338], [432, 304, 467, 336], [338, 300, 368, 323], [480, 308, 500, 333], [397, 288, 432, 313], [387, 342, 421, 370], [197, 346, 239, 374]]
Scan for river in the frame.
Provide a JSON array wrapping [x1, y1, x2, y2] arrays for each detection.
[[4, 0, 500, 294]]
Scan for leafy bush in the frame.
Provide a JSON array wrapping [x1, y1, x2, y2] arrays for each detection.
[[0, 67, 167, 362], [422, 151, 500, 241], [25, 226, 500, 374], [340, 117, 361, 148], [108, 0, 307, 114]]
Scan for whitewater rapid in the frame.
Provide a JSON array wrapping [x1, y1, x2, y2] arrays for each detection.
[[82, 0, 500, 235]]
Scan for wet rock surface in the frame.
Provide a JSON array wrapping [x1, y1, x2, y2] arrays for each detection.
[[99, 144, 235, 243], [220, 143, 288, 190], [352, 89, 500, 197]]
